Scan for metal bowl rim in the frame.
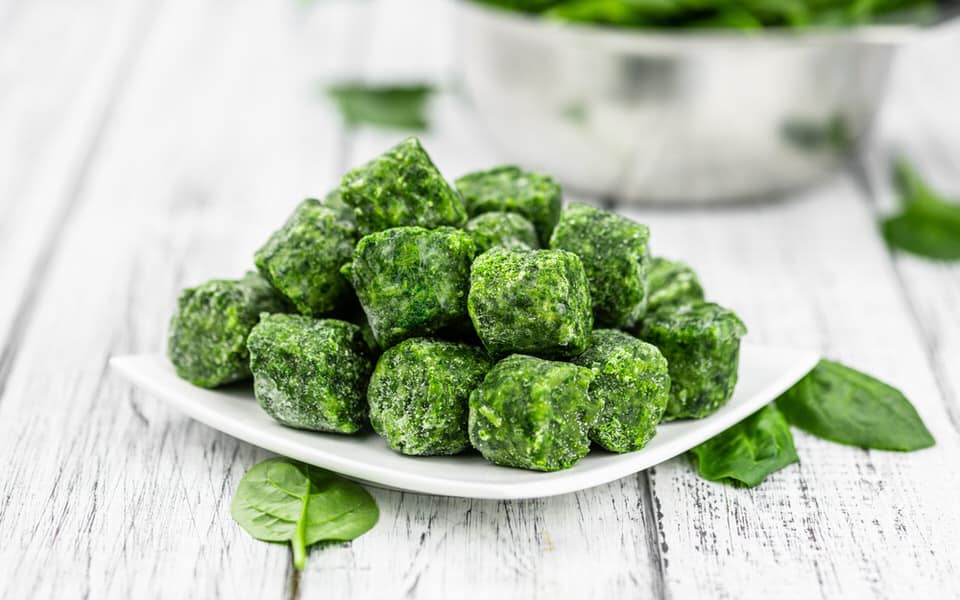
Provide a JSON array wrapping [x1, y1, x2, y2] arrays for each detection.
[[455, 0, 923, 49]]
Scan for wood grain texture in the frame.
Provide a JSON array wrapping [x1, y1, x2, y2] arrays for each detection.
[[1, 1, 959, 598], [0, 0, 354, 596], [0, 0, 157, 389]]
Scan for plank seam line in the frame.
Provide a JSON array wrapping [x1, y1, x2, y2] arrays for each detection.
[[848, 157, 960, 435], [0, 0, 165, 405], [639, 471, 667, 599]]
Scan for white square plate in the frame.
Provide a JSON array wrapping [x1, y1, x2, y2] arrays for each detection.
[[110, 345, 817, 499]]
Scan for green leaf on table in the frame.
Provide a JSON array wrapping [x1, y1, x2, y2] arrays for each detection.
[[326, 83, 434, 131], [881, 159, 960, 260], [775, 359, 935, 452], [231, 457, 378, 570], [689, 404, 799, 487]]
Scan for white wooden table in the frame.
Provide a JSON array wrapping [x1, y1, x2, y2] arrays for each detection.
[[1, 1, 959, 597]]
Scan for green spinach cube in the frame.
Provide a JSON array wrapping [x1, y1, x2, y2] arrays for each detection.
[[468, 248, 592, 358], [455, 165, 562, 245], [368, 338, 492, 456], [167, 272, 289, 388], [464, 211, 539, 254], [254, 199, 357, 317], [247, 314, 373, 433], [640, 301, 747, 420], [340, 137, 467, 235], [550, 203, 651, 329], [573, 329, 669, 452], [647, 256, 704, 313], [469, 354, 598, 471], [343, 226, 476, 348]]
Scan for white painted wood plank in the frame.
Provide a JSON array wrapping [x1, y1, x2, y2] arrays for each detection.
[[0, 0, 359, 597], [0, 0, 156, 374]]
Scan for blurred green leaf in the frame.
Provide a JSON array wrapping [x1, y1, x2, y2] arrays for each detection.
[[326, 83, 435, 131], [881, 159, 960, 261], [474, 0, 936, 28]]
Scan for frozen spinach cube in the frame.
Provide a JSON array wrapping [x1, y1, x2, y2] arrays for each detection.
[[640, 301, 747, 420], [464, 211, 540, 254], [456, 165, 562, 245], [468, 354, 598, 471], [167, 272, 289, 388], [343, 226, 476, 348], [247, 314, 373, 433], [340, 137, 467, 235], [647, 256, 704, 313], [254, 199, 357, 317], [573, 329, 669, 452], [468, 248, 592, 358], [318, 189, 356, 223], [549, 203, 651, 329], [368, 338, 492, 456]]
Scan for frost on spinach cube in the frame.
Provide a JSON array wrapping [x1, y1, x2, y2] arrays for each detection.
[[340, 137, 467, 236], [468, 248, 592, 358], [368, 338, 492, 456], [254, 199, 357, 317], [167, 272, 289, 388], [647, 256, 704, 313], [640, 301, 747, 420], [464, 211, 540, 254], [549, 203, 651, 329], [455, 165, 562, 246], [318, 189, 356, 223], [343, 226, 476, 348], [247, 314, 373, 433], [468, 354, 598, 471], [572, 329, 669, 452]]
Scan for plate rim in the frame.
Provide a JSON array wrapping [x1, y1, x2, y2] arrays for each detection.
[[110, 344, 818, 499]]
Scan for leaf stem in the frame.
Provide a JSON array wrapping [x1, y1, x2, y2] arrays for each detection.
[[292, 478, 311, 570]]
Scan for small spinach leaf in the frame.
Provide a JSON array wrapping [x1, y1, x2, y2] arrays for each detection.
[[775, 360, 935, 452], [881, 159, 960, 261], [689, 404, 799, 487], [231, 457, 378, 569], [326, 83, 434, 131]]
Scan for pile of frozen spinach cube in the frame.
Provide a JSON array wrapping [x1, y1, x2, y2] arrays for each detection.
[[167, 137, 746, 472]]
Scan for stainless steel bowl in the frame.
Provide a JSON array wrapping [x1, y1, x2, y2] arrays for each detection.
[[455, 2, 920, 203]]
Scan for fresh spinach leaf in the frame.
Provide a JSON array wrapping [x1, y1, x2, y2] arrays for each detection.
[[476, 0, 935, 29], [881, 159, 960, 260], [326, 83, 434, 131], [231, 457, 378, 569], [689, 404, 799, 487], [775, 360, 935, 452]]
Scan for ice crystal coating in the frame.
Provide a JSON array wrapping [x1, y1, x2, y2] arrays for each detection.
[[468, 354, 598, 471], [343, 226, 476, 348], [340, 137, 467, 235], [647, 256, 705, 313], [168, 272, 289, 388], [468, 248, 592, 358], [368, 338, 492, 455], [247, 314, 373, 433], [640, 301, 747, 420], [455, 165, 562, 245], [254, 199, 357, 317], [572, 329, 669, 452], [549, 203, 650, 329], [464, 211, 539, 254]]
